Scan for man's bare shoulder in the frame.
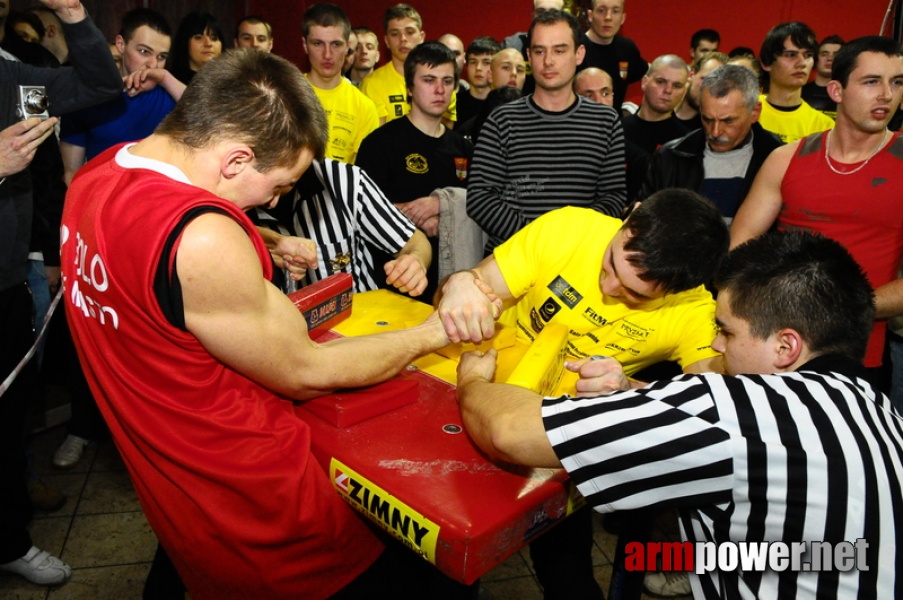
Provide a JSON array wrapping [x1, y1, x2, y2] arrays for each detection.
[[768, 138, 801, 163], [176, 212, 269, 311]]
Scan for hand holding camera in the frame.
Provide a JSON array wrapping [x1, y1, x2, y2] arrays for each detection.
[[0, 116, 58, 178], [17, 86, 50, 121]]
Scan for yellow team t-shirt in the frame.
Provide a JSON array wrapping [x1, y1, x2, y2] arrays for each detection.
[[494, 207, 720, 375], [360, 62, 456, 124], [310, 77, 379, 163], [758, 94, 835, 144]]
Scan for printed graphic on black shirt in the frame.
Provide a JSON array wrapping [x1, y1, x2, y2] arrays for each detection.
[[405, 153, 429, 174]]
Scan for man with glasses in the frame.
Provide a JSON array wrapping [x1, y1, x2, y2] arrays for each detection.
[[302, 3, 377, 164]]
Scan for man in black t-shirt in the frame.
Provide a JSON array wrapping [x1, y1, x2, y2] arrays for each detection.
[[576, 0, 647, 111], [455, 36, 501, 125], [622, 54, 690, 157], [801, 34, 843, 119], [356, 42, 472, 299]]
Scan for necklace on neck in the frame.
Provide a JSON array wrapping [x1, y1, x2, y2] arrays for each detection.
[[824, 128, 889, 175]]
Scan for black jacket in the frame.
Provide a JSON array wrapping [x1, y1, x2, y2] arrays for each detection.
[[636, 122, 782, 205], [0, 16, 121, 290]]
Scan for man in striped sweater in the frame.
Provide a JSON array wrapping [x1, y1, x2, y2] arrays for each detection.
[[457, 231, 902, 599], [466, 8, 626, 254]]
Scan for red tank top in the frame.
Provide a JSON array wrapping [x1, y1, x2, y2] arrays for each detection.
[[780, 131, 903, 367], [60, 144, 382, 599]]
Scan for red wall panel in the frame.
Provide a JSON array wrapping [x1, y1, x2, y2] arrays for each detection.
[[245, 1, 892, 85]]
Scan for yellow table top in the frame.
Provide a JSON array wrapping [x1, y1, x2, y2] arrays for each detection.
[[331, 290, 579, 395]]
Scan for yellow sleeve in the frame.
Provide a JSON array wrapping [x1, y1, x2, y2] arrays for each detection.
[[360, 73, 388, 120], [494, 207, 600, 299], [354, 96, 380, 155], [444, 89, 457, 123]]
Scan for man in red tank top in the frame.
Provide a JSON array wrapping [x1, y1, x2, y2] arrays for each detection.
[[731, 35, 903, 387], [60, 49, 471, 600]]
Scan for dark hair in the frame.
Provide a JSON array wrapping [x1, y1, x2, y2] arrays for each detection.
[[831, 35, 903, 87], [404, 41, 459, 88], [466, 35, 501, 59], [728, 46, 756, 58], [759, 21, 817, 68], [167, 12, 225, 84], [528, 9, 581, 50], [120, 8, 171, 42], [716, 232, 875, 361], [622, 189, 729, 294], [691, 28, 720, 50], [25, 6, 60, 26], [8, 10, 46, 39], [383, 4, 422, 32], [156, 49, 328, 170], [302, 3, 350, 39], [236, 15, 272, 39], [818, 34, 844, 51]]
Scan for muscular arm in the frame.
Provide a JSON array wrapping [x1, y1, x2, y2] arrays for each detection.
[[436, 255, 512, 343], [730, 143, 796, 249], [457, 351, 561, 467], [180, 214, 448, 400]]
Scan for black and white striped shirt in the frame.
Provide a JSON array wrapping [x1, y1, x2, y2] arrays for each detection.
[[543, 354, 903, 598], [271, 159, 416, 293], [466, 95, 627, 252]]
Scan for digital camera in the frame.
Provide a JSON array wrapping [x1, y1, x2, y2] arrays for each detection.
[[17, 85, 50, 121]]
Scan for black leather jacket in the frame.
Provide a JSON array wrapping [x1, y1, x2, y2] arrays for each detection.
[[636, 122, 782, 204]]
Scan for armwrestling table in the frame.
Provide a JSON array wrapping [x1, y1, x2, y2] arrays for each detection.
[[292, 283, 582, 584]]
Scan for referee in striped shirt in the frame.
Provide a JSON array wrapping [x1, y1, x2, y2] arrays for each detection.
[[457, 231, 903, 599]]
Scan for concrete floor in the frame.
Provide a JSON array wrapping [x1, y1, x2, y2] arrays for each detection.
[[2, 424, 679, 599]]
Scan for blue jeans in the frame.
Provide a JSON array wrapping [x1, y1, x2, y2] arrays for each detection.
[[26, 259, 51, 368]]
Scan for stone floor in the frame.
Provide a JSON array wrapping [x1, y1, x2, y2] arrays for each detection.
[[2, 424, 678, 599]]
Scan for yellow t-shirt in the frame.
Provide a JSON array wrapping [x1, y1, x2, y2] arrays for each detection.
[[360, 62, 457, 124], [758, 94, 835, 144], [310, 77, 379, 163], [494, 207, 720, 375]]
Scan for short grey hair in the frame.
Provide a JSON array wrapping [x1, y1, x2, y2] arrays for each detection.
[[700, 64, 760, 111]]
